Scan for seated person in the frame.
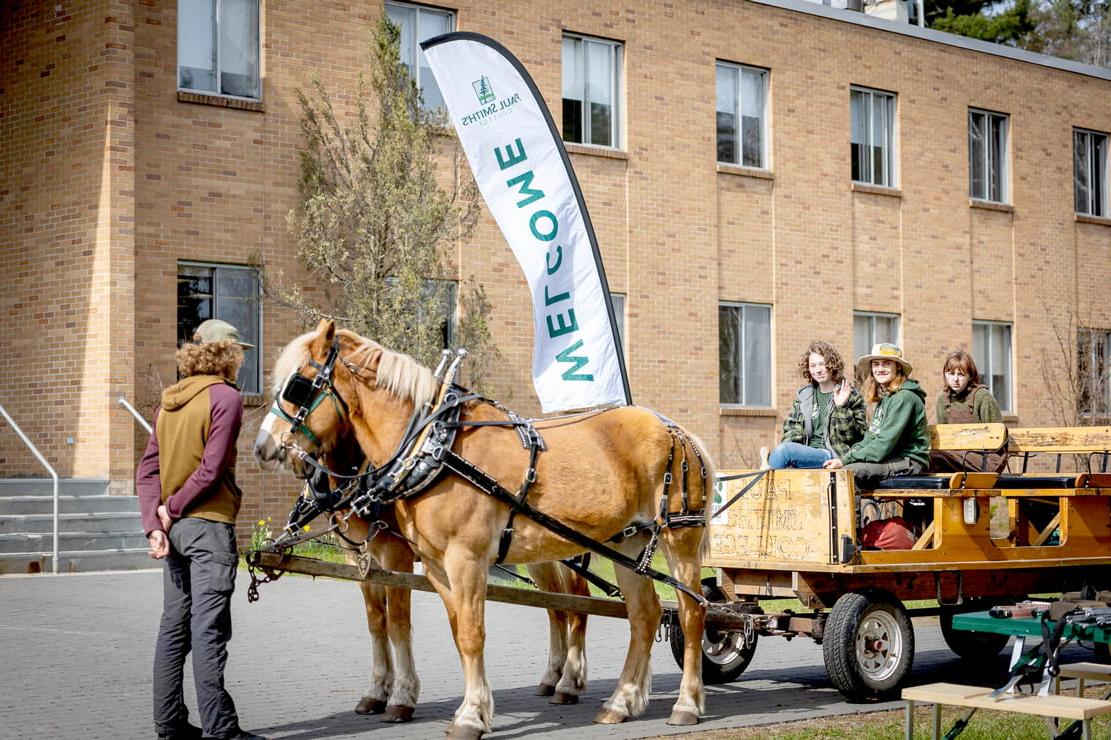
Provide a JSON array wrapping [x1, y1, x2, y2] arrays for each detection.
[[762, 341, 866, 469], [823, 343, 930, 489], [930, 349, 1008, 473]]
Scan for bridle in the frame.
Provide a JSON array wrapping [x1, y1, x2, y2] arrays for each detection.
[[269, 338, 350, 449]]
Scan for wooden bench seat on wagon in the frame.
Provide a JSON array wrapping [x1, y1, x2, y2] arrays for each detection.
[[902, 682, 1111, 740]]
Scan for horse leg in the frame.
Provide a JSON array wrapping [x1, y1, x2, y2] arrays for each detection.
[[353, 578, 392, 715], [427, 551, 494, 740], [525, 562, 589, 704], [379, 535, 419, 722], [594, 563, 661, 724], [661, 528, 707, 726]]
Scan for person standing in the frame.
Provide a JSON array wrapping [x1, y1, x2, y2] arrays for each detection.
[[137, 319, 267, 740], [931, 349, 1008, 472], [763, 341, 867, 469]]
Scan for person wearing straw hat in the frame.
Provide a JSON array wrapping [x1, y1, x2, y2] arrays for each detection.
[[823, 342, 930, 489], [136, 319, 268, 740]]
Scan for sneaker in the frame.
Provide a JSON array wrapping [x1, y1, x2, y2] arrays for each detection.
[[204, 731, 268, 740], [759, 446, 771, 470]]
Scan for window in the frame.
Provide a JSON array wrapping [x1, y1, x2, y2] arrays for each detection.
[[972, 321, 1013, 414], [719, 303, 771, 406], [851, 87, 896, 187], [969, 109, 1009, 203], [562, 34, 622, 148], [853, 311, 900, 364], [716, 62, 768, 168], [178, 0, 260, 99], [177, 263, 261, 395], [1075, 128, 1109, 217], [607, 292, 626, 351], [1079, 328, 1111, 418], [385, 1, 454, 115]]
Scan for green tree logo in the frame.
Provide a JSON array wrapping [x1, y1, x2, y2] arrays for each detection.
[[472, 76, 495, 104]]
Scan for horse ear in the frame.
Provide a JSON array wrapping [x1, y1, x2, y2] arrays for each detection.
[[310, 318, 336, 358]]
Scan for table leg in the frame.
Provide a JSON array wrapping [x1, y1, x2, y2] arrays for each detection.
[[932, 702, 940, 740], [904, 700, 913, 739]]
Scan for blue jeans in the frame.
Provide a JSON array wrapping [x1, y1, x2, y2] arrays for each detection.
[[768, 441, 833, 469]]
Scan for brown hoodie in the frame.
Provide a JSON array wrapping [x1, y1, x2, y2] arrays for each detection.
[[136, 375, 243, 535]]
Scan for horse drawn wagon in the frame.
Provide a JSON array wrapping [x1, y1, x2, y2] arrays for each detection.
[[249, 320, 1111, 737], [683, 422, 1111, 701]]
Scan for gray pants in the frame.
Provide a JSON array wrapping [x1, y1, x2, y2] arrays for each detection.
[[154, 517, 240, 739], [846, 457, 925, 490]]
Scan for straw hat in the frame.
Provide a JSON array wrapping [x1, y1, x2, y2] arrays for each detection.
[[856, 342, 912, 377], [192, 319, 254, 349]]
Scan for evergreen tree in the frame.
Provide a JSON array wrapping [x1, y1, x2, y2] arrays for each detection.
[[271, 16, 499, 388]]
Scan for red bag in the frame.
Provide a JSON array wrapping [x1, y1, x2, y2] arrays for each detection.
[[860, 516, 917, 550]]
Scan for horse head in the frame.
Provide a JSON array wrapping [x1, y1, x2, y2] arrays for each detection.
[[253, 318, 435, 478]]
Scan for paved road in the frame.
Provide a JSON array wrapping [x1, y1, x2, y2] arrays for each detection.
[[1, 569, 1097, 739]]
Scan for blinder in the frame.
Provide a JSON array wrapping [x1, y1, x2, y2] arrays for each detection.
[[269, 338, 350, 448]]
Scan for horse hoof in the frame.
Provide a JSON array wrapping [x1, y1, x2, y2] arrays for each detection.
[[535, 682, 556, 697], [667, 710, 700, 726], [354, 696, 387, 715], [383, 704, 415, 723], [593, 708, 628, 724], [445, 723, 484, 740], [550, 692, 579, 705]]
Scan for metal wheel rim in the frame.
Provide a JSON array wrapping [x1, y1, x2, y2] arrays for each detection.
[[855, 609, 902, 682], [702, 630, 746, 666]]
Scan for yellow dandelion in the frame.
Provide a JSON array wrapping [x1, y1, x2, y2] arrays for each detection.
[[257, 519, 266, 527], [304, 525, 311, 532]]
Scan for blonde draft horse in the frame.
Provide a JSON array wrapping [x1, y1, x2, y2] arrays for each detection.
[[254, 320, 712, 739], [256, 381, 593, 722]]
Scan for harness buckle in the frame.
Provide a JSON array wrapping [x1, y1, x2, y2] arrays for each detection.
[[431, 445, 445, 462], [620, 524, 640, 539], [525, 467, 536, 483], [663, 471, 673, 485]]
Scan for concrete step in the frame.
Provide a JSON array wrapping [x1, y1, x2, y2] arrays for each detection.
[[0, 478, 110, 497], [0, 494, 139, 516], [0, 530, 150, 554], [0, 511, 143, 535], [0, 548, 156, 575]]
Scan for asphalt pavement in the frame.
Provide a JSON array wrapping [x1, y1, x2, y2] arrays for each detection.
[[1, 568, 1097, 739]]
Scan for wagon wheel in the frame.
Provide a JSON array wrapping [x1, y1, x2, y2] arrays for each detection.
[[669, 577, 760, 684], [823, 591, 914, 701], [939, 600, 1011, 660]]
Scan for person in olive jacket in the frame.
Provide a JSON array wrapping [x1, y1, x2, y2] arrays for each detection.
[[137, 319, 267, 740], [763, 341, 867, 469], [823, 343, 930, 488]]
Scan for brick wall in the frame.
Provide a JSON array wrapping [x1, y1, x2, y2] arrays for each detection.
[[3, 0, 1110, 537]]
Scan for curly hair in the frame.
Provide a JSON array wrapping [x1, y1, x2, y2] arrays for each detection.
[[797, 341, 846, 384], [176, 339, 244, 381]]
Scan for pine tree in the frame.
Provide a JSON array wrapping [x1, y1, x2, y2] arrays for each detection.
[[271, 16, 499, 388]]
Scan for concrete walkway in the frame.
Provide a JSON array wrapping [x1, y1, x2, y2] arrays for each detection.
[[1, 568, 1092, 739]]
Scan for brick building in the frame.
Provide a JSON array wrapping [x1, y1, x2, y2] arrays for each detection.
[[2, 0, 1110, 539]]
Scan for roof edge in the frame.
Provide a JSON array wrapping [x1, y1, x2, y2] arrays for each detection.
[[748, 0, 1111, 82]]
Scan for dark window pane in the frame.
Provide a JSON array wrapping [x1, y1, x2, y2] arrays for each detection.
[[719, 307, 739, 404], [590, 101, 612, 147], [969, 113, 985, 199], [562, 98, 583, 143], [717, 111, 736, 164], [741, 114, 761, 168], [1076, 131, 1090, 214]]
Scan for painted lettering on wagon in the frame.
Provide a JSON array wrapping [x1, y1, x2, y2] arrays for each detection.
[[710, 532, 814, 560], [494, 137, 593, 381]]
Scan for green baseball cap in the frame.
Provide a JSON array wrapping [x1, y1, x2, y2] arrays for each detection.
[[192, 319, 254, 349]]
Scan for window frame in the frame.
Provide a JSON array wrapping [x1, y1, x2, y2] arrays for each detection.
[[715, 61, 770, 169], [177, 0, 261, 102], [1074, 127, 1109, 218], [850, 86, 897, 188], [177, 261, 263, 396], [853, 311, 901, 366], [968, 108, 1010, 204], [384, 0, 456, 117], [972, 319, 1014, 414], [561, 32, 624, 150], [719, 301, 773, 408]]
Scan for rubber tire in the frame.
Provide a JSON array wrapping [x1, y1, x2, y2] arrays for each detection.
[[823, 591, 915, 701], [669, 578, 760, 684], [939, 602, 1011, 660]]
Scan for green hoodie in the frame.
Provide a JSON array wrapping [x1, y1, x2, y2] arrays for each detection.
[[841, 379, 930, 468]]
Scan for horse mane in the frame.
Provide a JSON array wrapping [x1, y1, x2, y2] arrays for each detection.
[[271, 328, 437, 408]]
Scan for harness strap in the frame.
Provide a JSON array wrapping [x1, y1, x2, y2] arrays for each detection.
[[495, 425, 542, 564], [439, 448, 709, 607]]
